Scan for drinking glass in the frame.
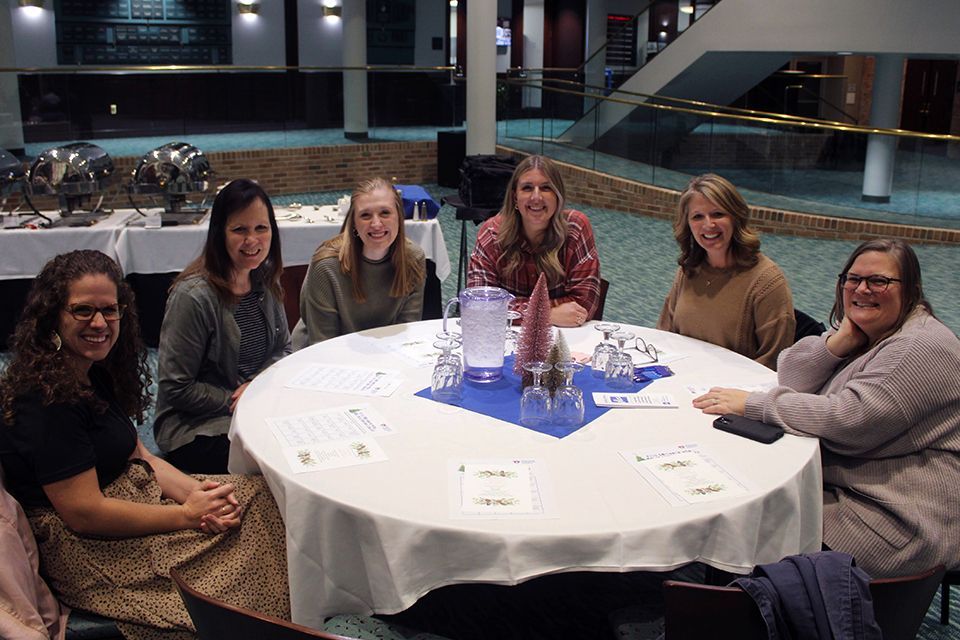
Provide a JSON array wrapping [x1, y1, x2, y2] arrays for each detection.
[[591, 322, 621, 378], [504, 309, 521, 354], [553, 361, 585, 428], [435, 331, 463, 368], [605, 330, 636, 390], [431, 336, 463, 404], [520, 361, 553, 428]]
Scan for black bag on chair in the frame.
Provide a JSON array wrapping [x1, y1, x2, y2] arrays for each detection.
[[458, 155, 517, 209]]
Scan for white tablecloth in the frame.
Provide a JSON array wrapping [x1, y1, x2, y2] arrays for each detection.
[[0, 206, 450, 281], [228, 320, 823, 629]]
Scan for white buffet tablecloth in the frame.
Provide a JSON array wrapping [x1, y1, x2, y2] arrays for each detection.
[[0, 206, 450, 281], [0, 210, 138, 281], [228, 320, 823, 629], [114, 205, 451, 278]]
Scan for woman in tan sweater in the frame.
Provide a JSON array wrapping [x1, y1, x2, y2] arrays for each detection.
[[696, 239, 960, 577], [657, 173, 795, 369]]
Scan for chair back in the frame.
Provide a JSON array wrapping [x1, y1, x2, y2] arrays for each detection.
[[662, 580, 766, 640], [592, 278, 610, 321], [794, 309, 826, 342], [169, 568, 349, 640], [869, 564, 945, 640]]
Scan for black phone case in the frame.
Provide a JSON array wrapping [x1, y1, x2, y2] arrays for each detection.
[[713, 414, 784, 444]]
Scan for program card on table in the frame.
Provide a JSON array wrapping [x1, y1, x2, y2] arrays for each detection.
[[449, 459, 552, 519], [280, 437, 387, 474], [286, 364, 402, 396], [266, 403, 395, 446], [620, 443, 748, 506]]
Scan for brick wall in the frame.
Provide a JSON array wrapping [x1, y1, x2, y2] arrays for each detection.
[[9, 140, 959, 245]]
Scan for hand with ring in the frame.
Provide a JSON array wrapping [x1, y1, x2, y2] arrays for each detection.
[[692, 387, 750, 416]]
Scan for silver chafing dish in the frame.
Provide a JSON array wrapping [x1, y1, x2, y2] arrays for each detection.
[[26, 143, 114, 224], [128, 142, 213, 222]]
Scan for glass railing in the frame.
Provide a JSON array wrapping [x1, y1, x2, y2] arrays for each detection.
[[497, 78, 960, 230]]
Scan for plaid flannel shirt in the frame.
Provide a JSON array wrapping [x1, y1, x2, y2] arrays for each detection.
[[467, 209, 601, 318]]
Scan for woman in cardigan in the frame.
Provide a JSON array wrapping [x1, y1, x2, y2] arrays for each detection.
[[466, 155, 601, 327], [0, 250, 289, 640], [155, 179, 291, 473], [657, 173, 795, 369], [291, 177, 426, 348], [696, 239, 960, 577]]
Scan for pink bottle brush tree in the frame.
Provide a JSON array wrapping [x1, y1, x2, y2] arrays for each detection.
[[514, 272, 555, 387]]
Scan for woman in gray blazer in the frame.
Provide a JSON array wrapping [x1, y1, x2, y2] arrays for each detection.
[[155, 179, 291, 473]]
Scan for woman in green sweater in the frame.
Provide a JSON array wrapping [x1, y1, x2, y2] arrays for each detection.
[[292, 177, 426, 348]]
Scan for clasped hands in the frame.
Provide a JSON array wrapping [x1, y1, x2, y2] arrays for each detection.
[[184, 480, 244, 534]]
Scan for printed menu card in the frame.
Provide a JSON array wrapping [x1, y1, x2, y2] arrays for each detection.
[[620, 443, 748, 506], [450, 459, 552, 519]]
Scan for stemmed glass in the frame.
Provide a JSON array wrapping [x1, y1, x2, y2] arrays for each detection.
[[431, 335, 463, 404], [553, 361, 585, 428], [520, 361, 553, 428], [591, 322, 621, 378], [605, 330, 636, 390], [504, 309, 522, 354]]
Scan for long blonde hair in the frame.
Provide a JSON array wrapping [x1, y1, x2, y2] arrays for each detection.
[[496, 155, 569, 287], [313, 178, 424, 303]]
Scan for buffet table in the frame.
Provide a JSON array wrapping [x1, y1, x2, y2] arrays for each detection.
[[0, 207, 450, 347], [228, 320, 823, 629]]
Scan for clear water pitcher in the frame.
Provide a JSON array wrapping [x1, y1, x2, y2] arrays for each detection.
[[443, 286, 514, 383]]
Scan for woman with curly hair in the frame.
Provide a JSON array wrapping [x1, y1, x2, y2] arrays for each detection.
[[466, 155, 601, 327], [0, 249, 289, 640], [291, 176, 426, 348], [657, 173, 795, 369], [155, 178, 291, 472]]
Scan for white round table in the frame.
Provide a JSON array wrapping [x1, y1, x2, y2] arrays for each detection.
[[228, 320, 822, 629]]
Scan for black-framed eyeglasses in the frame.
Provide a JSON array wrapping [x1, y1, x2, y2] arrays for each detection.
[[64, 303, 126, 321], [625, 337, 659, 364], [837, 273, 902, 293]]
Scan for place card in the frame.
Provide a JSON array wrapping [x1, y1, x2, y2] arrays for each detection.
[[449, 459, 552, 519], [592, 392, 677, 408], [620, 443, 748, 506], [286, 364, 402, 396]]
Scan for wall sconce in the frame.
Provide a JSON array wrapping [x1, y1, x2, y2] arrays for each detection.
[[679, 5, 694, 14], [19, 0, 45, 8], [237, 1, 260, 14], [322, 5, 342, 18]]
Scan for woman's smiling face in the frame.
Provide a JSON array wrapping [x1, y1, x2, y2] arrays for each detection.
[[842, 250, 904, 342], [686, 192, 734, 267], [515, 168, 559, 243]]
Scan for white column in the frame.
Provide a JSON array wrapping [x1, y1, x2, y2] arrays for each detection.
[[343, 0, 368, 140], [861, 54, 904, 203], [466, 0, 496, 155], [584, 0, 607, 102], [522, 0, 545, 110], [0, 2, 26, 152]]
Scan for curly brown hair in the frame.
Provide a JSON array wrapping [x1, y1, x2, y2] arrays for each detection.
[[0, 250, 151, 425]]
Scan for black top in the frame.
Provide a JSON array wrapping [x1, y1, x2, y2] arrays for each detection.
[[235, 290, 268, 380], [0, 367, 137, 508]]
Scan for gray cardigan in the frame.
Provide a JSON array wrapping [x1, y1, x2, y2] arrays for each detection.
[[154, 272, 291, 453], [745, 308, 960, 577]]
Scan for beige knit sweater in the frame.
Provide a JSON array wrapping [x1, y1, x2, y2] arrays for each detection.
[[746, 308, 960, 577], [657, 254, 795, 369]]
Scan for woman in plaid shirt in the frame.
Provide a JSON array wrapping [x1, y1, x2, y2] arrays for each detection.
[[466, 155, 601, 327]]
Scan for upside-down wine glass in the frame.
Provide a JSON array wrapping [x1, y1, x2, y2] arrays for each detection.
[[504, 309, 522, 354], [591, 322, 621, 378], [605, 330, 636, 390], [431, 335, 463, 404], [553, 360, 585, 428], [520, 361, 553, 428]]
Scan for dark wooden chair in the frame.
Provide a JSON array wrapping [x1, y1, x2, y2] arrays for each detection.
[[941, 569, 960, 624], [592, 277, 610, 321], [662, 564, 945, 640], [169, 568, 351, 640]]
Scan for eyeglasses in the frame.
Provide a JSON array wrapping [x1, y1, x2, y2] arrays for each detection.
[[624, 337, 659, 364], [838, 273, 902, 293], [64, 303, 126, 321]]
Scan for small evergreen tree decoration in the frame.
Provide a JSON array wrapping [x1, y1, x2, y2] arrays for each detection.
[[514, 272, 555, 387], [544, 330, 571, 395]]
